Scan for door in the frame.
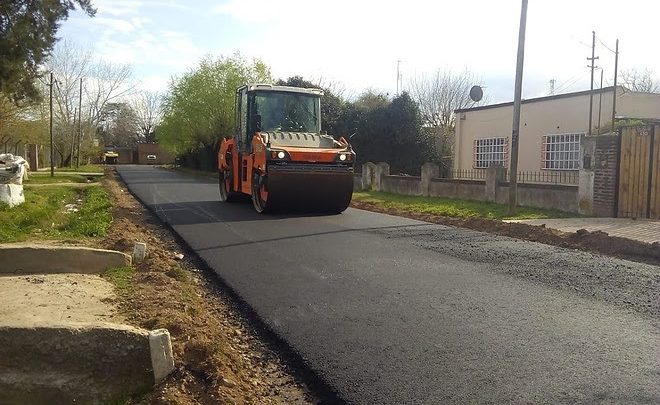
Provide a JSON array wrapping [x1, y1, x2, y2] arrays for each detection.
[[617, 125, 659, 219]]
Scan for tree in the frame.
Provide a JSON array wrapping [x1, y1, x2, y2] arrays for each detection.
[[97, 102, 139, 147], [41, 41, 134, 165], [349, 91, 433, 175], [620, 68, 660, 93], [0, 0, 96, 103], [158, 54, 271, 155], [408, 70, 486, 171], [131, 90, 162, 143]]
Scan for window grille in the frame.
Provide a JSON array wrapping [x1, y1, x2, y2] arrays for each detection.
[[542, 133, 582, 170], [473, 137, 508, 169]]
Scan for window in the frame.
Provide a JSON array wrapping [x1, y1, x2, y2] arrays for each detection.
[[473, 137, 508, 169], [542, 133, 582, 170]]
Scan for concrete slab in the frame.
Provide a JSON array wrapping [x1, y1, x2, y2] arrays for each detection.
[[508, 217, 660, 244], [0, 274, 123, 324], [0, 244, 131, 275]]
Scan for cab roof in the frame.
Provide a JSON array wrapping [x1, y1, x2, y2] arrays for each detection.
[[241, 83, 324, 96]]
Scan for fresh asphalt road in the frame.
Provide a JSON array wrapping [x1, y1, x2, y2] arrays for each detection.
[[117, 166, 659, 404]]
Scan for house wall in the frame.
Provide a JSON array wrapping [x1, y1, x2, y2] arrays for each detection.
[[455, 89, 627, 173], [618, 91, 660, 119]]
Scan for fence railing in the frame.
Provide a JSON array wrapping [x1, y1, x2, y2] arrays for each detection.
[[446, 169, 487, 181], [507, 170, 579, 185], [445, 169, 579, 185]]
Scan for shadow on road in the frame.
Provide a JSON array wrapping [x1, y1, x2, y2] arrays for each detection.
[[149, 200, 351, 225]]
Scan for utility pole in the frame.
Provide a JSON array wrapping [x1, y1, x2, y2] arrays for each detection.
[[549, 79, 556, 95], [597, 69, 603, 131], [70, 107, 77, 167], [396, 60, 402, 95], [77, 77, 82, 168], [611, 39, 619, 133], [507, 0, 528, 214], [49, 73, 54, 177], [587, 31, 599, 137]]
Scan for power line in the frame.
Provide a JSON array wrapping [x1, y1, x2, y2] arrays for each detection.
[[596, 37, 616, 54]]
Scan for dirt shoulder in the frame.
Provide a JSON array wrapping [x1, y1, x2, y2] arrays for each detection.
[[350, 200, 660, 266], [100, 170, 334, 404]]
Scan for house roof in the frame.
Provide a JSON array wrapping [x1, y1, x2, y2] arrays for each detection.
[[455, 86, 621, 113]]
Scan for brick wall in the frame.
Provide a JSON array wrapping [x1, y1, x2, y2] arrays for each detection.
[[592, 135, 619, 217]]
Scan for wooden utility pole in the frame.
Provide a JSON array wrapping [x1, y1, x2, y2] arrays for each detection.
[[611, 39, 619, 133], [597, 69, 603, 131], [49, 73, 54, 177], [587, 31, 599, 137], [77, 77, 83, 168], [507, 0, 528, 214]]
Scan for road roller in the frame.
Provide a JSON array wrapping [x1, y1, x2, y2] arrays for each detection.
[[218, 84, 355, 213]]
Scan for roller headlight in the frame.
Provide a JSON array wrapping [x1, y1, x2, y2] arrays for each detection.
[[277, 151, 286, 159], [339, 154, 347, 161]]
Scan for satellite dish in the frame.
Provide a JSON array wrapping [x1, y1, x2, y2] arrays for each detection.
[[469, 85, 483, 102]]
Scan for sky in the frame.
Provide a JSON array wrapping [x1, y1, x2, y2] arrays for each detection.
[[57, 0, 659, 103]]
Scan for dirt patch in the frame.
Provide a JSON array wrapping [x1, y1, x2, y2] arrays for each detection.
[[351, 200, 660, 266], [100, 170, 330, 404]]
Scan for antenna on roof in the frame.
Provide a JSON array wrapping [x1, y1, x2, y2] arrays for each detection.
[[469, 85, 483, 102]]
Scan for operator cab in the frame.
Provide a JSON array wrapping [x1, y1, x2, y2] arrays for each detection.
[[236, 84, 335, 151]]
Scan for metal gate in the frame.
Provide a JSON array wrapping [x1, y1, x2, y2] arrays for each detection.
[[617, 125, 659, 219]]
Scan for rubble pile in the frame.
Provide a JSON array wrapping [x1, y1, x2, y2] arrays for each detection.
[[0, 154, 28, 207]]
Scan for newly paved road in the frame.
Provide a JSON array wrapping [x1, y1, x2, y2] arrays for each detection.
[[117, 166, 659, 404]]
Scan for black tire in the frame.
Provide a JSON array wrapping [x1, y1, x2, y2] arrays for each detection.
[[219, 169, 238, 202], [251, 172, 271, 213]]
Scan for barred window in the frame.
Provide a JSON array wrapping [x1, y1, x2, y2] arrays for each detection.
[[474, 137, 507, 169], [542, 133, 582, 170]]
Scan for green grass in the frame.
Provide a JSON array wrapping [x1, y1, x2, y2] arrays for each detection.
[[103, 266, 135, 293], [0, 184, 113, 242], [25, 172, 101, 184], [48, 164, 104, 173], [352, 191, 575, 220]]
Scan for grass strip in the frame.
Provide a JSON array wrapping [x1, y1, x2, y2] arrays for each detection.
[[0, 185, 113, 242], [352, 191, 575, 220]]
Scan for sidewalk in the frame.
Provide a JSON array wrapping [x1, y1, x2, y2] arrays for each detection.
[[508, 217, 660, 244]]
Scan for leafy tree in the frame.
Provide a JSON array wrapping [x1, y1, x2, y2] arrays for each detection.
[[350, 91, 433, 175], [158, 54, 271, 154], [0, 0, 96, 103]]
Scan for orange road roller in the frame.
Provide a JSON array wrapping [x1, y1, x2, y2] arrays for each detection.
[[218, 84, 355, 213]]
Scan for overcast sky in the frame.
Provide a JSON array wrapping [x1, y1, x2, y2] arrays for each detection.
[[58, 0, 659, 103]]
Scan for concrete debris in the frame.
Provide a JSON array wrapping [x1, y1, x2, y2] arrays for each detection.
[[133, 242, 147, 263], [173, 253, 184, 260], [0, 153, 28, 207]]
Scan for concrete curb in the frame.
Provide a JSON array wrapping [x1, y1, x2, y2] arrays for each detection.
[[0, 322, 174, 404], [0, 244, 131, 275]]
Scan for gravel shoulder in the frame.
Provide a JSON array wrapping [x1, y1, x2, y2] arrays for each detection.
[[100, 169, 332, 404]]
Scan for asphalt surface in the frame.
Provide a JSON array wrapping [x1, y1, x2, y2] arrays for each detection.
[[117, 166, 660, 404]]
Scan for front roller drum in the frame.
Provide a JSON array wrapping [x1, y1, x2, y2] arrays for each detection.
[[253, 169, 354, 214]]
